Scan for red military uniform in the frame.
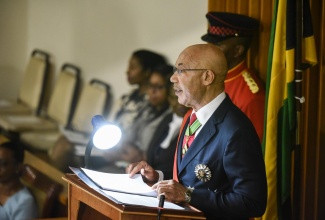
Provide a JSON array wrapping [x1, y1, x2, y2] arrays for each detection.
[[225, 60, 265, 142]]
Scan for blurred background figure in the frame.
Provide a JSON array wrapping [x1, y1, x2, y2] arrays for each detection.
[[97, 64, 174, 173], [0, 141, 38, 220], [145, 84, 190, 179], [201, 12, 265, 142], [110, 49, 168, 133]]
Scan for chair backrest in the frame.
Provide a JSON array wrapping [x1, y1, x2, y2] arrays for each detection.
[[46, 63, 81, 127], [20, 164, 63, 218], [69, 79, 111, 133], [18, 49, 50, 115]]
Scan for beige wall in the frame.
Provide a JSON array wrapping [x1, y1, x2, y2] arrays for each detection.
[[0, 0, 207, 105]]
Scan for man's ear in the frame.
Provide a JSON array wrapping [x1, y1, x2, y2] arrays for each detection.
[[202, 70, 215, 85], [234, 45, 245, 58]]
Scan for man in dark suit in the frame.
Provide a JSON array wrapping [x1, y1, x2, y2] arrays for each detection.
[[127, 44, 267, 220]]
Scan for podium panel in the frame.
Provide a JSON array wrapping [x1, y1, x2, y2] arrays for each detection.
[[63, 174, 206, 220]]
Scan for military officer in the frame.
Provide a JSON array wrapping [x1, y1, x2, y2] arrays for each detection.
[[201, 12, 265, 142]]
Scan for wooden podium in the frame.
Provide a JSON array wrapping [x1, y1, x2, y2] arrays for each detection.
[[63, 174, 206, 220]]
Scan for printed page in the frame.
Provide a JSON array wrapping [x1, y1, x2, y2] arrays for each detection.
[[81, 168, 157, 197], [102, 190, 184, 210]]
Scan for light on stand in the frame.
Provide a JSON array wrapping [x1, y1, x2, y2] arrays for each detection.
[[84, 115, 122, 168]]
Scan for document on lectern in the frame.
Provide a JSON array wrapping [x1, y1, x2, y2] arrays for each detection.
[[70, 167, 184, 210], [70, 167, 157, 196], [81, 167, 157, 197]]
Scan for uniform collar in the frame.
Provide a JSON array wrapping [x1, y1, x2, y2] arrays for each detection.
[[225, 60, 247, 82]]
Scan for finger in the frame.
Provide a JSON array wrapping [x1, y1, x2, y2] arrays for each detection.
[[126, 163, 133, 173], [127, 162, 141, 177], [152, 181, 162, 189], [151, 180, 169, 190]]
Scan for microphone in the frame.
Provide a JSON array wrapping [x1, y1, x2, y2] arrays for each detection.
[[157, 194, 165, 220]]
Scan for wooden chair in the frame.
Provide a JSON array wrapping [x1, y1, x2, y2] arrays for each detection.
[[68, 79, 111, 133], [0, 63, 80, 134], [19, 79, 111, 152], [20, 164, 63, 218], [0, 49, 50, 116]]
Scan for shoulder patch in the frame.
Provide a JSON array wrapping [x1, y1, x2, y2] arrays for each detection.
[[242, 71, 259, 94]]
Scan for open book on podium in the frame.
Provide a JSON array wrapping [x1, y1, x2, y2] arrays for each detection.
[[70, 167, 184, 210]]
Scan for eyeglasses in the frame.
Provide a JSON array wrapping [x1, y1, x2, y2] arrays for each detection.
[[173, 67, 208, 75]]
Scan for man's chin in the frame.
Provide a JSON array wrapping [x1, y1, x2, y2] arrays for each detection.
[[177, 96, 186, 106]]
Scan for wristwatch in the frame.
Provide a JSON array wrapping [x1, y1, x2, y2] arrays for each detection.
[[184, 187, 194, 203]]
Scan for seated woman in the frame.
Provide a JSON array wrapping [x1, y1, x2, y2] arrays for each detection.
[[96, 64, 174, 172], [111, 49, 168, 133], [0, 141, 38, 220]]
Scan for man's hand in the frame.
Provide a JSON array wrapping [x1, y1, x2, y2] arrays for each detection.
[[152, 180, 188, 204], [126, 161, 159, 185]]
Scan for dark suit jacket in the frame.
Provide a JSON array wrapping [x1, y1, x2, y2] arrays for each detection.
[[175, 95, 267, 220], [147, 113, 176, 180]]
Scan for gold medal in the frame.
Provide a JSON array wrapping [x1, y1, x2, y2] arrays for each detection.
[[194, 164, 212, 182]]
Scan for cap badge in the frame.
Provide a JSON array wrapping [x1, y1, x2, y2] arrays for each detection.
[[194, 164, 212, 182]]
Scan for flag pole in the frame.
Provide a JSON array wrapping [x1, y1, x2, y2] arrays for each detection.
[[293, 0, 302, 219], [293, 0, 310, 219]]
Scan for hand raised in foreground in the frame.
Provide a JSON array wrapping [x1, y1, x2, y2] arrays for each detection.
[[126, 161, 159, 185]]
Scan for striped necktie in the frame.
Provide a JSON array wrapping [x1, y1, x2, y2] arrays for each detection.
[[182, 113, 201, 157]]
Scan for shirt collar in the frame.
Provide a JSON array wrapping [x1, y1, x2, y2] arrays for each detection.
[[192, 91, 226, 127]]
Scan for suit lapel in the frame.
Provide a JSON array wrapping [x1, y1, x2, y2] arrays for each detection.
[[177, 95, 232, 176], [176, 114, 190, 175], [173, 110, 191, 181]]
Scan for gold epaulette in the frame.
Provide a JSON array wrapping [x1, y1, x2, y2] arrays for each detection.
[[242, 71, 259, 94]]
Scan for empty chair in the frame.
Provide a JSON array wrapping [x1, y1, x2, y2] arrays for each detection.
[[68, 79, 111, 133], [19, 79, 111, 152], [0, 49, 50, 116], [43, 63, 81, 129], [20, 164, 63, 218], [0, 63, 80, 136]]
